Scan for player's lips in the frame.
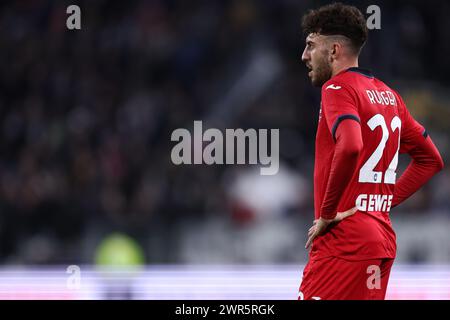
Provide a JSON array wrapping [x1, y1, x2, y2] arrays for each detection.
[[306, 64, 313, 77]]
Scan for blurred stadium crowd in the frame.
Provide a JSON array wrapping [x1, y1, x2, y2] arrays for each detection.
[[0, 0, 449, 265]]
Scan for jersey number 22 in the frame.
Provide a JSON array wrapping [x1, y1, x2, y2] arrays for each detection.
[[359, 114, 401, 184]]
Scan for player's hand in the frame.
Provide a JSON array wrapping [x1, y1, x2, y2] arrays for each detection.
[[305, 207, 358, 249], [305, 217, 332, 249]]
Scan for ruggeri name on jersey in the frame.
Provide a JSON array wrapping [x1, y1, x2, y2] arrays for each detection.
[[365, 89, 397, 106]]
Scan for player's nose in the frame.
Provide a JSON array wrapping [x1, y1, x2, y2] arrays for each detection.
[[301, 47, 309, 63]]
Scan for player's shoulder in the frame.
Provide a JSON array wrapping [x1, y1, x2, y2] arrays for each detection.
[[321, 75, 352, 95], [320, 77, 357, 110]]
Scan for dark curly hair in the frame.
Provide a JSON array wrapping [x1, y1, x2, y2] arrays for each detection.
[[302, 2, 368, 54]]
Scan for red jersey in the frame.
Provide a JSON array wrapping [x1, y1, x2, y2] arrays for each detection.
[[311, 67, 436, 261]]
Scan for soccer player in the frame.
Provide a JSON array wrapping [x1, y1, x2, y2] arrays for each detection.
[[299, 3, 444, 300]]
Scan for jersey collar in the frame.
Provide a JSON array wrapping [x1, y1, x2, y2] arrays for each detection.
[[346, 67, 374, 78]]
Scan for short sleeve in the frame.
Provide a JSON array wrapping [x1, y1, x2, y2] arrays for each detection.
[[321, 82, 360, 141]]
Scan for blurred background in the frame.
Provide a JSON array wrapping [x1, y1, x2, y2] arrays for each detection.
[[0, 0, 449, 299]]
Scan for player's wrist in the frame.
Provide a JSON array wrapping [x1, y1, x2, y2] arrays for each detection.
[[319, 215, 335, 222], [319, 209, 336, 220]]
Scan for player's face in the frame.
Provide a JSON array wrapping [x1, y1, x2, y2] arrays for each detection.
[[301, 34, 333, 87]]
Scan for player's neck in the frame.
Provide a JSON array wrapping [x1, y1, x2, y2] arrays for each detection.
[[331, 59, 359, 77]]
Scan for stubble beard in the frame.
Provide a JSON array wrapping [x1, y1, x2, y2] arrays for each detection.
[[311, 55, 332, 87]]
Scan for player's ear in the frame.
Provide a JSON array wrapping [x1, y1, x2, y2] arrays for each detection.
[[331, 40, 346, 62], [328, 43, 338, 62], [331, 44, 336, 55], [331, 42, 339, 58]]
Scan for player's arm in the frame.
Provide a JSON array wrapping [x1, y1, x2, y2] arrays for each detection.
[[305, 120, 362, 249], [305, 83, 361, 249], [320, 82, 362, 219], [320, 119, 363, 218], [391, 130, 444, 208]]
